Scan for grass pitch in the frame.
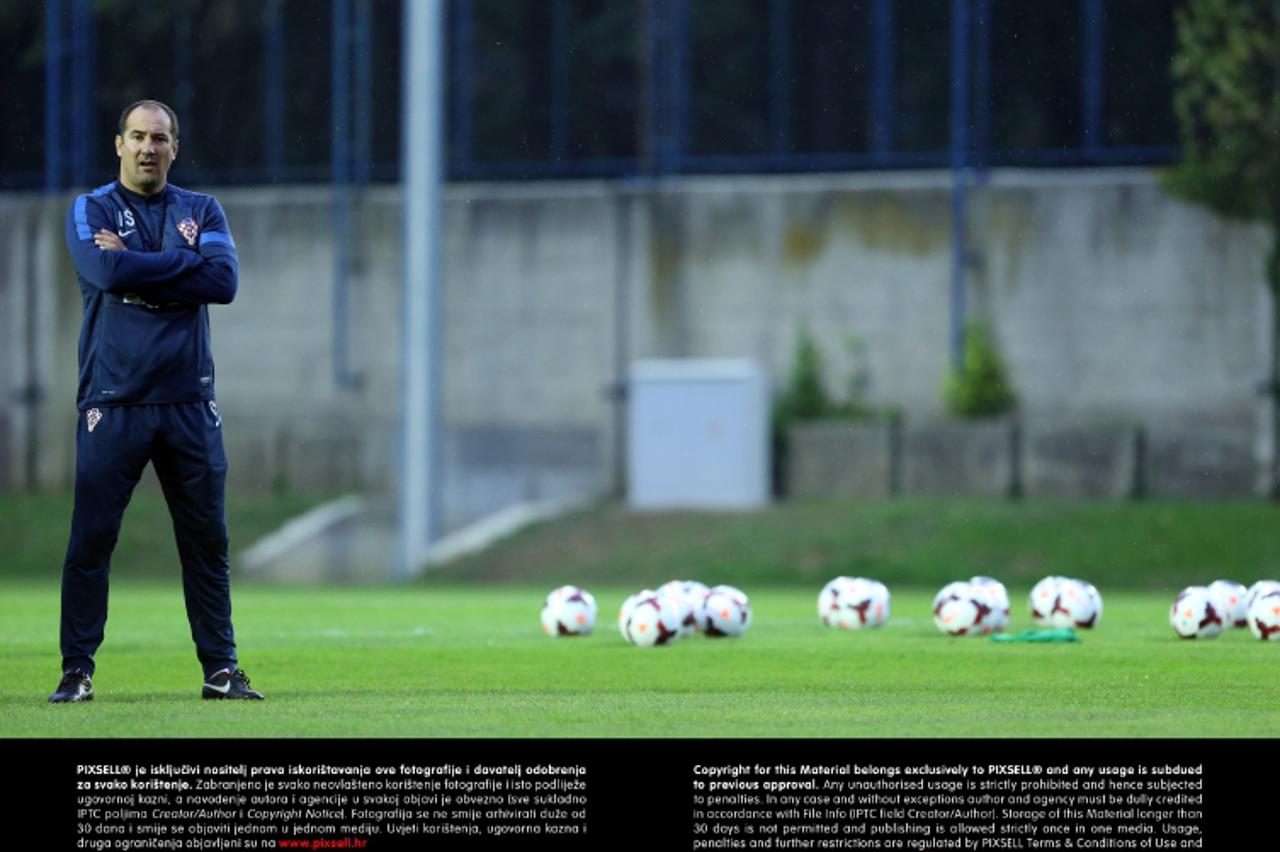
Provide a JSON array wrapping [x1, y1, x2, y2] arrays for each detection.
[[3, 582, 1276, 738]]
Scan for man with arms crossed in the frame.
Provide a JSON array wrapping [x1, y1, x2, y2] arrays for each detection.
[[50, 99, 263, 702]]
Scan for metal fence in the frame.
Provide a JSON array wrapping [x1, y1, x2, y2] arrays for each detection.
[[4, 0, 1178, 192]]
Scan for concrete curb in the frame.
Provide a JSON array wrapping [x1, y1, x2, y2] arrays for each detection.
[[238, 495, 367, 574], [425, 498, 591, 568]]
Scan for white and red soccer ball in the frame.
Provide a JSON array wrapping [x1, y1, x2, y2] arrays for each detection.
[[618, 589, 656, 640], [540, 585, 598, 637], [619, 592, 683, 647], [703, 584, 752, 638], [969, 576, 1010, 632], [1246, 587, 1280, 641], [818, 576, 854, 627], [681, 581, 713, 632], [1028, 576, 1063, 624], [1207, 580, 1249, 629], [932, 581, 970, 612], [933, 581, 999, 636], [1245, 580, 1280, 616], [1169, 586, 1225, 639], [818, 577, 890, 630], [658, 579, 710, 637], [1029, 576, 1100, 629]]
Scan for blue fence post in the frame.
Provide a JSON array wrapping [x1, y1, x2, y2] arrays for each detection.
[[769, 0, 790, 156], [354, 0, 373, 185], [1082, 0, 1105, 157], [972, 0, 990, 172], [45, 0, 64, 192], [69, 0, 94, 188], [643, 0, 689, 175], [671, 0, 689, 172], [450, 0, 474, 175], [264, 0, 285, 178], [870, 0, 894, 160], [332, 0, 351, 187], [949, 0, 970, 372], [550, 0, 570, 166], [332, 0, 355, 389], [645, 0, 661, 174]]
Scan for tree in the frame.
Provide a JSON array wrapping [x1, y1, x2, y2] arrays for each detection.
[[1166, 0, 1280, 494]]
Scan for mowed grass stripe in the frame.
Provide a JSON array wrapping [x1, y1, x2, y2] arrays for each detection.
[[2, 584, 1276, 738], [7, 495, 1280, 590], [428, 499, 1280, 591]]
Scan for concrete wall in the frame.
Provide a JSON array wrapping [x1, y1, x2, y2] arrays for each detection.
[[625, 171, 1269, 428], [1, 169, 1272, 516], [0, 194, 81, 493], [787, 418, 1253, 501]]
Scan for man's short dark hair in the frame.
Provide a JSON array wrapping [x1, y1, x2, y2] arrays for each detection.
[[118, 100, 180, 139]]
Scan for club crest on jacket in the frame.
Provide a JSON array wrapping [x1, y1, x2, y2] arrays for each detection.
[[177, 217, 199, 246]]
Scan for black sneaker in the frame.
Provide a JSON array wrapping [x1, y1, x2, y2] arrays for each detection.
[[202, 668, 264, 700], [49, 669, 94, 703]]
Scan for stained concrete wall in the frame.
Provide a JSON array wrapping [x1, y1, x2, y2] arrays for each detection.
[[1, 169, 1272, 515], [626, 171, 1269, 429]]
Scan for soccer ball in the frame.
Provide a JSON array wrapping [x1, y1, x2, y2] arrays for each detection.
[[618, 589, 656, 640], [933, 581, 971, 612], [1028, 576, 1064, 625], [1169, 586, 1225, 639], [1246, 589, 1280, 640], [681, 581, 713, 633], [1207, 580, 1248, 629], [659, 580, 709, 637], [540, 585, 597, 636], [818, 576, 856, 628], [620, 593, 683, 647], [1030, 576, 1098, 629], [819, 576, 889, 629], [661, 587, 698, 638], [848, 578, 890, 628], [1055, 578, 1100, 629], [933, 582, 996, 636], [969, 576, 1010, 632], [1245, 580, 1280, 613], [703, 585, 751, 638]]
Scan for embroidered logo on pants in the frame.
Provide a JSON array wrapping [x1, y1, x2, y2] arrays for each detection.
[[87, 409, 102, 433], [209, 401, 221, 428]]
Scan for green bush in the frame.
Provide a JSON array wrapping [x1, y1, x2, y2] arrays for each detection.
[[943, 321, 1017, 418], [772, 327, 898, 494], [771, 326, 832, 495], [776, 326, 832, 423]]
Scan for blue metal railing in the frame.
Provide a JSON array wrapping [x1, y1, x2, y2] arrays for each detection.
[[13, 0, 1179, 193]]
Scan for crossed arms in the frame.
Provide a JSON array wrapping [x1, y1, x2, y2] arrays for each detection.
[[66, 195, 239, 305]]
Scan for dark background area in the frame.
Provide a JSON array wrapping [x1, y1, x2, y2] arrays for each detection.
[[1, 0, 1178, 189]]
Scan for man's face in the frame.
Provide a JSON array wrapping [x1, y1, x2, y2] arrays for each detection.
[[115, 107, 178, 195]]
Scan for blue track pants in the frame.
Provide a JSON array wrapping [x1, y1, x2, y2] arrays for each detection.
[[59, 401, 238, 679]]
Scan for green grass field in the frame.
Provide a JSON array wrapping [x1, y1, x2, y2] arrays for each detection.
[[3, 495, 1278, 738], [3, 582, 1277, 738]]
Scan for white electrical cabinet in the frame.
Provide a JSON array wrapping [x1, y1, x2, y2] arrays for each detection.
[[627, 359, 771, 510]]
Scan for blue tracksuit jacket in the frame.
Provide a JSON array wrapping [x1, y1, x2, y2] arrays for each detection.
[[65, 181, 239, 410]]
